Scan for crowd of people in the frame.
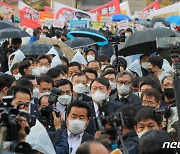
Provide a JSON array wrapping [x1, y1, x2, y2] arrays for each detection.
[[0, 24, 179, 154]]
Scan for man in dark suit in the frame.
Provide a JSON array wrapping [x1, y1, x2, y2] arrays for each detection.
[[72, 72, 92, 102], [53, 100, 94, 154], [86, 76, 122, 135], [115, 70, 141, 108]]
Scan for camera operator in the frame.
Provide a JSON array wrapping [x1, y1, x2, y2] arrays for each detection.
[[117, 105, 139, 152]]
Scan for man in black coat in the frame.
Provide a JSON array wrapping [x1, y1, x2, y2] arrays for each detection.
[[114, 70, 141, 108], [86, 76, 122, 135]]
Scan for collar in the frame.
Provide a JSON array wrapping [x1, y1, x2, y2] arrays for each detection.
[[67, 129, 84, 138], [118, 93, 129, 99], [73, 94, 83, 100]]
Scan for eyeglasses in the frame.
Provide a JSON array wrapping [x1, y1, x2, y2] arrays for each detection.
[[117, 81, 131, 86]]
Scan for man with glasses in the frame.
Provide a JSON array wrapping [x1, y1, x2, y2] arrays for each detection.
[[116, 70, 141, 108]]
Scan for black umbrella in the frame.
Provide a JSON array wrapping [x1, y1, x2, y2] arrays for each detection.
[[118, 27, 180, 56], [64, 37, 96, 48], [0, 28, 30, 39], [67, 27, 108, 46], [149, 18, 170, 28], [20, 44, 63, 56], [0, 20, 15, 29]]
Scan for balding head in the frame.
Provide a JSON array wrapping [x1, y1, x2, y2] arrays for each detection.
[[76, 141, 109, 154]]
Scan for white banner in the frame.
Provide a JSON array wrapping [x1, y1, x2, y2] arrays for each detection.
[[120, 1, 131, 17], [117, 20, 129, 29], [53, 2, 97, 22]]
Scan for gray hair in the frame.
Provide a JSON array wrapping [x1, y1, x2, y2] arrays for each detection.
[[116, 70, 134, 81]]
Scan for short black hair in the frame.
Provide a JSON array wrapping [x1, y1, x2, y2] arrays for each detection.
[[0, 74, 16, 92], [56, 79, 73, 92], [97, 54, 110, 63], [66, 100, 91, 118], [60, 56, 69, 66], [87, 60, 101, 68], [23, 57, 37, 63], [12, 38, 22, 44], [141, 88, 161, 102], [103, 69, 117, 77], [135, 107, 162, 126], [117, 105, 138, 130], [22, 74, 36, 80], [12, 85, 31, 99], [10, 63, 19, 74], [82, 68, 98, 78], [72, 72, 88, 82], [18, 60, 31, 76], [112, 57, 127, 70], [68, 62, 81, 71], [33, 28, 40, 37], [139, 77, 161, 92], [148, 56, 163, 69], [16, 78, 33, 92], [140, 54, 150, 62], [90, 76, 110, 90], [55, 65, 69, 74], [139, 130, 176, 154], [37, 54, 52, 64], [37, 75, 54, 85], [47, 68, 62, 78], [102, 65, 115, 73], [126, 28, 133, 33], [132, 77, 141, 88]]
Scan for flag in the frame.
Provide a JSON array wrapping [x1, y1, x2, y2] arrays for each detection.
[[142, 0, 160, 12]]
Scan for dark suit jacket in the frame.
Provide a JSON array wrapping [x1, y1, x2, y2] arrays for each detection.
[[30, 103, 40, 118], [82, 94, 92, 102], [86, 101, 121, 135], [114, 91, 141, 108], [63, 129, 94, 143]]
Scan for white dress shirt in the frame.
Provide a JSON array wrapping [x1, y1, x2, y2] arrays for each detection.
[[67, 130, 84, 154]]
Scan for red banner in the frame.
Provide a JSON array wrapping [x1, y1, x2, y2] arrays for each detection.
[[142, 0, 160, 12], [89, 0, 120, 16], [20, 7, 41, 28]]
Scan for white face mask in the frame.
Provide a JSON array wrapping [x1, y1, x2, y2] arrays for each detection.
[[32, 67, 41, 77], [85, 83, 91, 93], [117, 84, 130, 96], [33, 88, 40, 98], [101, 65, 107, 71], [39, 66, 50, 74], [92, 91, 107, 104], [13, 73, 22, 80], [137, 130, 149, 138], [73, 83, 86, 94], [87, 55, 95, 62], [68, 119, 86, 135], [141, 62, 148, 69], [138, 91, 142, 97], [58, 95, 72, 106], [110, 81, 116, 90], [125, 33, 130, 37], [39, 92, 50, 98]]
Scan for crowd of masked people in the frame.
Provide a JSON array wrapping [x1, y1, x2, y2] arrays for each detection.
[[0, 26, 179, 154]]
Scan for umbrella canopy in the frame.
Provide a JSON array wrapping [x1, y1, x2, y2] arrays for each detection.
[[119, 27, 180, 56], [0, 28, 30, 39], [64, 37, 96, 48], [35, 37, 75, 60], [20, 44, 63, 56], [149, 18, 170, 28], [166, 15, 180, 25], [67, 27, 108, 46], [0, 20, 15, 30], [112, 14, 132, 22]]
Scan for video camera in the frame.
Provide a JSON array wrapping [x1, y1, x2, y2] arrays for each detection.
[[39, 88, 61, 127], [0, 96, 35, 141], [108, 33, 126, 44]]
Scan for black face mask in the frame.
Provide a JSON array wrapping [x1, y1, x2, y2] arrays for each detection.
[[164, 88, 175, 99], [148, 68, 153, 74]]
